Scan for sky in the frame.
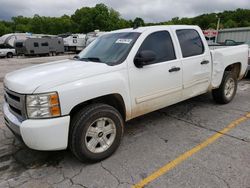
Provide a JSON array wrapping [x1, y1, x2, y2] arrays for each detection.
[[0, 0, 250, 22]]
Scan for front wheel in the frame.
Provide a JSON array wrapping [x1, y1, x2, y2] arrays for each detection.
[[69, 104, 124, 162], [212, 72, 237, 104], [6, 52, 13, 58]]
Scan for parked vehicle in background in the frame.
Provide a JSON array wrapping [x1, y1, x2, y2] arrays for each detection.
[[0, 44, 16, 58], [3, 25, 248, 162], [60, 33, 86, 53], [85, 30, 106, 46], [0, 33, 31, 47], [14, 36, 64, 56], [218, 39, 244, 46], [0, 33, 55, 47], [244, 41, 250, 77]]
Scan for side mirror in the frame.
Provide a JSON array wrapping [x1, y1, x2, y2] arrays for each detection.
[[134, 50, 156, 68]]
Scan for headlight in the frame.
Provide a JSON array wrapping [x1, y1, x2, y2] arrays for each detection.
[[26, 92, 61, 119]]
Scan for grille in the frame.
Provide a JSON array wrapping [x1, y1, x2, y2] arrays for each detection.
[[4, 87, 27, 121]]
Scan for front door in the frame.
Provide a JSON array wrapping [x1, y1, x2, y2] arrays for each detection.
[[127, 30, 183, 118]]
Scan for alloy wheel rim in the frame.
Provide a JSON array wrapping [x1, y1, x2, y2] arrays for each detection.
[[225, 78, 235, 99], [85, 117, 116, 153]]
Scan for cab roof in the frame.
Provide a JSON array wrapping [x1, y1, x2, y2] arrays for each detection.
[[110, 25, 200, 34]]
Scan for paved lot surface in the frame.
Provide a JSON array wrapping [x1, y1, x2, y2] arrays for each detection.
[[0, 56, 250, 188]]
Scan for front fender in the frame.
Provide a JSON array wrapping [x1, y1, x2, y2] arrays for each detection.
[[49, 70, 132, 120]]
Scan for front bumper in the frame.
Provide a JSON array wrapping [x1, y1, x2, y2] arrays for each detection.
[[3, 102, 70, 151]]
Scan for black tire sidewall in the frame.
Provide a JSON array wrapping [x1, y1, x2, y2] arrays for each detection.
[[70, 104, 124, 162]]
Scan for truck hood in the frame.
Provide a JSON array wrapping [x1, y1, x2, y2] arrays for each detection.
[[4, 59, 111, 94]]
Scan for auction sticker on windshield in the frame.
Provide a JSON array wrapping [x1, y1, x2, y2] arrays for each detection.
[[116, 39, 133, 44]]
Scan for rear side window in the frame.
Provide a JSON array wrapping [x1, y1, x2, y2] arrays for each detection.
[[176, 29, 204, 58], [138, 31, 176, 64], [34, 42, 39, 47]]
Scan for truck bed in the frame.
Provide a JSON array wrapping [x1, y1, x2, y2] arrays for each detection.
[[210, 44, 249, 88]]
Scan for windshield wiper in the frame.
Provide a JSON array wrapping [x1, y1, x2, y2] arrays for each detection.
[[79, 57, 102, 62]]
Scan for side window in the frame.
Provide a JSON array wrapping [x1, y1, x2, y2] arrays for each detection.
[[41, 42, 48, 46], [137, 31, 176, 64], [176, 29, 204, 58], [34, 42, 39, 47]]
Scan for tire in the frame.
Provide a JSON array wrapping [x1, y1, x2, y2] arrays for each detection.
[[6, 52, 13, 58], [69, 103, 124, 162], [246, 71, 250, 78], [212, 72, 237, 104]]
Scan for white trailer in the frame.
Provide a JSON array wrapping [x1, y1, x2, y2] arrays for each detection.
[[62, 34, 86, 53]]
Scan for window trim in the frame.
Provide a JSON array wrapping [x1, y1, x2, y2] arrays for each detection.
[[176, 29, 205, 58], [135, 30, 176, 65]]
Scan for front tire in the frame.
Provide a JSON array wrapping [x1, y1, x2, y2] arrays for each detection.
[[6, 52, 13, 58], [212, 72, 237, 104], [69, 104, 124, 162]]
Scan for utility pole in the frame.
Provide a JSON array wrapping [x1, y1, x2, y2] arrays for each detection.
[[215, 16, 220, 43]]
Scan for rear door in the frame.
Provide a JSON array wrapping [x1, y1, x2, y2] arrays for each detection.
[[175, 29, 211, 99], [128, 29, 183, 118]]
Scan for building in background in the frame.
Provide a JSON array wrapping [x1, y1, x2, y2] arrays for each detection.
[[217, 27, 250, 43]]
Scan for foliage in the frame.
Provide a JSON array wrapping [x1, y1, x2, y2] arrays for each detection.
[[0, 4, 250, 36], [133, 17, 145, 27]]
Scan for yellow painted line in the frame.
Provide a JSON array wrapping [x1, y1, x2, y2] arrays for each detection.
[[133, 112, 250, 188]]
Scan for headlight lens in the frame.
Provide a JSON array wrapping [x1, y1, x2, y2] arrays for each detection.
[[26, 92, 61, 119]]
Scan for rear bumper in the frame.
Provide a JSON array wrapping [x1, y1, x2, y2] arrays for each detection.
[[3, 102, 70, 151]]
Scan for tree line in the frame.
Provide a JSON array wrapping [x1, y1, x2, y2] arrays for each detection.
[[0, 3, 250, 36]]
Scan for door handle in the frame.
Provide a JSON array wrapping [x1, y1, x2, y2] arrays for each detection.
[[169, 67, 181, 73], [201, 60, 209, 65]]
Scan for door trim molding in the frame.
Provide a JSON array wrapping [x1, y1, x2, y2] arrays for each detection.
[[135, 87, 182, 104], [183, 78, 209, 89]]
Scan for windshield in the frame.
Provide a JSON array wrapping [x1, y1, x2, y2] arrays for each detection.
[[77, 32, 140, 65]]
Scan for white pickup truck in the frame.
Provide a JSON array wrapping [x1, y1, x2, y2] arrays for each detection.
[[3, 25, 248, 162], [0, 48, 15, 58]]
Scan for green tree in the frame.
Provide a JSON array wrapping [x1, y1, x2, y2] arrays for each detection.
[[0, 22, 12, 36], [224, 19, 237, 28], [133, 17, 145, 27], [1, 6, 250, 36]]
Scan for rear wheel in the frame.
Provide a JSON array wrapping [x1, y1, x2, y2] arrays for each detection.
[[6, 52, 13, 58], [69, 103, 124, 162], [246, 71, 250, 78], [212, 72, 237, 104]]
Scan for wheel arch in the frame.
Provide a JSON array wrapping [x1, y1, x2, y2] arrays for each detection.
[[211, 62, 242, 89], [224, 62, 241, 79], [69, 93, 127, 120]]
